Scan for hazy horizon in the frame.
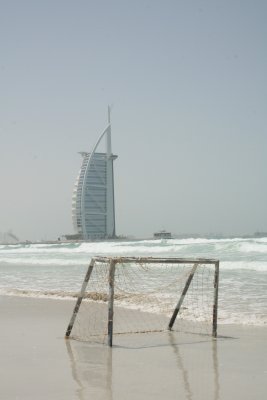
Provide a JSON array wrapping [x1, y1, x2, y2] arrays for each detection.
[[1, 1, 266, 241]]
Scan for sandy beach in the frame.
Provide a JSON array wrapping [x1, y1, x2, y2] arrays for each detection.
[[0, 295, 266, 400]]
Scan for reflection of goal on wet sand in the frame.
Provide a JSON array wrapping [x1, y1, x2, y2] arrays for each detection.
[[65, 257, 219, 346], [66, 331, 221, 400]]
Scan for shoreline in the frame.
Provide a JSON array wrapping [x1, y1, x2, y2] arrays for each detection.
[[1, 233, 267, 246], [0, 295, 266, 399], [1, 290, 266, 328]]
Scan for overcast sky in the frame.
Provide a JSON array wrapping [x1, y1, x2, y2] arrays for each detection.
[[0, 0, 266, 241]]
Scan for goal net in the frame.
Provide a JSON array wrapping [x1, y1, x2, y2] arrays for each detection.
[[65, 257, 219, 346]]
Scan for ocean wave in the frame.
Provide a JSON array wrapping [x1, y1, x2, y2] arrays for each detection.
[[0, 258, 89, 266], [220, 261, 267, 272], [1, 238, 267, 257], [218, 310, 267, 326], [1, 256, 267, 271], [236, 241, 267, 253], [1, 238, 267, 292]]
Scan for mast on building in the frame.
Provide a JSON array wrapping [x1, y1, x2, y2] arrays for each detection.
[[72, 108, 117, 240]]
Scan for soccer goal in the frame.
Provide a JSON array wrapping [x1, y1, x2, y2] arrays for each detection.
[[65, 257, 219, 346]]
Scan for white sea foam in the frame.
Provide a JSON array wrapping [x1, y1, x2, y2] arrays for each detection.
[[0, 288, 78, 300], [220, 261, 267, 272], [237, 241, 267, 253], [1, 237, 267, 256], [0, 258, 89, 266], [0, 238, 267, 326]]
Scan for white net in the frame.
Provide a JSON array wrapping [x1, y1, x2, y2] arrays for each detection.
[[68, 257, 219, 345]]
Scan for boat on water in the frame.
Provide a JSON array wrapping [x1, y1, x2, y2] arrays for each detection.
[[153, 230, 172, 239]]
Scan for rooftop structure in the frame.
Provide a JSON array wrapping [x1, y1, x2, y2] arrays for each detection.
[[72, 108, 117, 240]]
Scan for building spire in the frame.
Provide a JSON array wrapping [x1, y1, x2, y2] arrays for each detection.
[[107, 105, 112, 156], [108, 105, 111, 124]]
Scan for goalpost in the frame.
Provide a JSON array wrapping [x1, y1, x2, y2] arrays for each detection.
[[65, 257, 219, 346]]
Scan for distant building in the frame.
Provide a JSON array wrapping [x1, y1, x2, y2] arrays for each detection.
[[253, 231, 267, 238], [72, 108, 117, 240], [0, 230, 19, 244]]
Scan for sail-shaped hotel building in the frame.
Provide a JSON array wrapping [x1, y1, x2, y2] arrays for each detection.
[[72, 109, 117, 240]]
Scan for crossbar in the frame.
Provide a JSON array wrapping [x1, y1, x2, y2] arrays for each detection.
[[92, 256, 219, 265]]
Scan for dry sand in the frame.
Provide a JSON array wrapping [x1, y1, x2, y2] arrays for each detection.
[[0, 295, 266, 400]]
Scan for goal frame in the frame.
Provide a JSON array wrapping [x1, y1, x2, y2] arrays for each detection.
[[65, 256, 219, 346]]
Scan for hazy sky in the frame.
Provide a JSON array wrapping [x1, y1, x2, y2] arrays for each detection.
[[0, 0, 266, 240]]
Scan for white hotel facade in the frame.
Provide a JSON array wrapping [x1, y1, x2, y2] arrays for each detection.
[[72, 110, 117, 240]]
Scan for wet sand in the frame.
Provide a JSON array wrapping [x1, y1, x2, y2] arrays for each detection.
[[0, 295, 266, 400]]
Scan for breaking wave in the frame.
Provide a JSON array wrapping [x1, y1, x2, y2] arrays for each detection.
[[0, 238, 267, 326]]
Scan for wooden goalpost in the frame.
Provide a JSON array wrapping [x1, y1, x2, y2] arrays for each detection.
[[65, 256, 219, 346]]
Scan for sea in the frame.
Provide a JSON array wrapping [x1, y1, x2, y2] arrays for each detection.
[[0, 237, 266, 326]]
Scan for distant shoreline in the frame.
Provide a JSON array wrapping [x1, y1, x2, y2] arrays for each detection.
[[1, 232, 267, 246]]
